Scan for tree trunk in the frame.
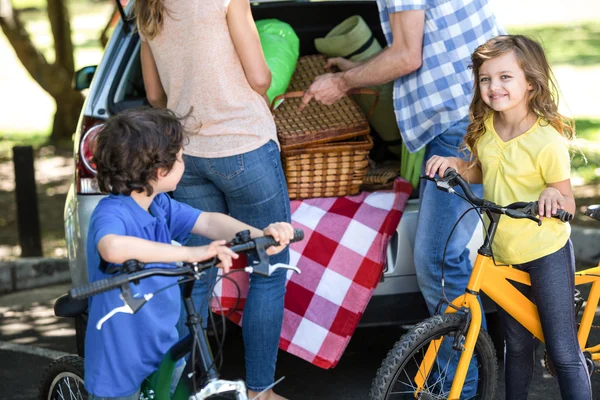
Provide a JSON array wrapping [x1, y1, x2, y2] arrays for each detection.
[[51, 92, 84, 143], [0, 0, 83, 143], [47, 0, 75, 77]]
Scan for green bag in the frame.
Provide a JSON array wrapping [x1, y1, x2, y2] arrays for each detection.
[[314, 15, 425, 188], [256, 19, 300, 103]]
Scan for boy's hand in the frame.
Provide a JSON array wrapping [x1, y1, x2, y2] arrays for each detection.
[[424, 156, 462, 178], [538, 187, 565, 220], [187, 240, 238, 273], [263, 222, 295, 255]]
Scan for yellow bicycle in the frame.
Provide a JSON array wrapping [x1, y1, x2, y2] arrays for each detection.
[[369, 169, 600, 400]]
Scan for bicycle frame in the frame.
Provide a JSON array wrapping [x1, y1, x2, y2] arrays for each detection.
[[414, 222, 600, 399], [142, 277, 247, 399], [406, 175, 600, 400]]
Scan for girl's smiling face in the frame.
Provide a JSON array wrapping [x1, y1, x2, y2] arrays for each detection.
[[479, 50, 533, 115]]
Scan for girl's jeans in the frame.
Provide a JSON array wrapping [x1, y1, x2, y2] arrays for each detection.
[[498, 240, 592, 400], [172, 140, 291, 392], [414, 116, 485, 397]]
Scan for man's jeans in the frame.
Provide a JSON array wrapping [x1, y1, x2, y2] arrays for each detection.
[[414, 116, 484, 397], [172, 140, 291, 392], [498, 240, 591, 400]]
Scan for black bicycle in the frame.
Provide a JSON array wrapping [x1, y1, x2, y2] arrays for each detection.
[[38, 228, 304, 400]]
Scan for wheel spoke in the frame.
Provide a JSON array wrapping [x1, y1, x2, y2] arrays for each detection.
[[57, 382, 66, 400]]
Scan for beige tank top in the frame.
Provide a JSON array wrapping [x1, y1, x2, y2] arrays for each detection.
[[144, 0, 278, 158]]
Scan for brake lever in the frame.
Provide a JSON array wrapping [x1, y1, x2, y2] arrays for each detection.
[[96, 284, 153, 330], [245, 263, 301, 277], [505, 207, 541, 226], [419, 175, 455, 193]]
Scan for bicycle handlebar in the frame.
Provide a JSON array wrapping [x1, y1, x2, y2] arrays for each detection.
[[423, 168, 573, 223], [69, 228, 305, 300]]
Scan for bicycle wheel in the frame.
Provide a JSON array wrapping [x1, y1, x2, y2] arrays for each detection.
[[370, 314, 497, 400], [39, 355, 88, 400]]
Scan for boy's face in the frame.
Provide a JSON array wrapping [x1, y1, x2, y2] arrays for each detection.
[[157, 148, 185, 193]]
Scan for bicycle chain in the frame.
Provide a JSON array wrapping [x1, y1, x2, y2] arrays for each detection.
[[544, 323, 600, 376]]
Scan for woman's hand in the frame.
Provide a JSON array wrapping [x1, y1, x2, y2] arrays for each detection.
[[187, 240, 239, 273], [425, 156, 463, 179], [537, 187, 566, 220], [326, 57, 361, 72], [264, 222, 295, 255]]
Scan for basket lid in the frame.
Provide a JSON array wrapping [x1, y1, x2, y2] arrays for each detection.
[[273, 55, 375, 151]]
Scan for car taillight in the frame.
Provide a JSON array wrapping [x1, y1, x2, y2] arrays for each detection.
[[76, 117, 104, 194]]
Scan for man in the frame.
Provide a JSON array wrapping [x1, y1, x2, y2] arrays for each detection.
[[301, 0, 504, 394]]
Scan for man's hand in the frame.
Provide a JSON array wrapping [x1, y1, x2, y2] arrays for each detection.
[[326, 57, 361, 72], [299, 73, 349, 111]]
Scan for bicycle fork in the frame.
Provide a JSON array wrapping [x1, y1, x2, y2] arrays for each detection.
[[414, 293, 483, 399]]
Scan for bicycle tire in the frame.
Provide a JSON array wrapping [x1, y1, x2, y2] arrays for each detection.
[[369, 314, 497, 400], [39, 355, 87, 400]]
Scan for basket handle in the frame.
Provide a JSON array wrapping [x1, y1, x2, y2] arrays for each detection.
[[270, 88, 380, 119]]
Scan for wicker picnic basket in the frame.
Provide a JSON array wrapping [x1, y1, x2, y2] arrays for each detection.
[[271, 54, 378, 199]]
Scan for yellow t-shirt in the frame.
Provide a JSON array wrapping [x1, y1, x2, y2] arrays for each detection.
[[476, 114, 571, 265]]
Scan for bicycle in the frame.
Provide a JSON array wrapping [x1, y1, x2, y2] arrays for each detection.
[[38, 228, 304, 400], [369, 168, 600, 400]]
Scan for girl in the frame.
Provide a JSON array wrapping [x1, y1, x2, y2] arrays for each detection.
[[135, 1, 291, 399], [425, 35, 591, 399]]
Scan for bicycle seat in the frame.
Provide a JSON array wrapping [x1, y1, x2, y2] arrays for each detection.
[[584, 205, 600, 222], [54, 294, 88, 318]]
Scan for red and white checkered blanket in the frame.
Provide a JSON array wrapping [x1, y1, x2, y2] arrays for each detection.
[[211, 178, 413, 368]]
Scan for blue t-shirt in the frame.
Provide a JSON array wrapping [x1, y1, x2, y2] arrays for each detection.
[[84, 193, 201, 397]]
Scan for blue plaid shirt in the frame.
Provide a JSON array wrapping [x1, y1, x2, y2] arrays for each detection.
[[376, 0, 504, 152]]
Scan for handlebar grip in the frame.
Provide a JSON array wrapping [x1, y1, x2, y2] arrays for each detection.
[[532, 203, 573, 222], [443, 168, 458, 179], [69, 273, 131, 300], [554, 209, 573, 222], [292, 228, 304, 243]]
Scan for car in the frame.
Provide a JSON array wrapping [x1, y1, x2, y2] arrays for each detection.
[[64, 0, 496, 356]]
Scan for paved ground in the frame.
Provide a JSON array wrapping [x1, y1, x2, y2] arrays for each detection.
[[2, 282, 600, 399]]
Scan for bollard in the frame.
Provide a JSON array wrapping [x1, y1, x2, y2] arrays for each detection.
[[12, 146, 43, 257]]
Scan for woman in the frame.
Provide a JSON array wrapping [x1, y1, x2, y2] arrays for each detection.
[[136, 1, 291, 399]]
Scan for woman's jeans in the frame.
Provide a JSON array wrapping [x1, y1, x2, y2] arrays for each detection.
[[172, 140, 291, 392], [414, 116, 485, 397], [498, 240, 592, 400]]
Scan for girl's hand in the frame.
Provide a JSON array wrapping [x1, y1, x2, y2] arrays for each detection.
[[263, 222, 295, 255], [326, 57, 360, 72], [538, 187, 565, 220], [187, 240, 239, 273], [425, 156, 462, 179]]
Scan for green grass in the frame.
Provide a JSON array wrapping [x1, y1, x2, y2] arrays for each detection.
[[572, 118, 600, 184], [0, 131, 53, 161], [510, 22, 600, 66]]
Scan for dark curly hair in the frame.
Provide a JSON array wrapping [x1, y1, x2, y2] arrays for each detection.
[[93, 107, 186, 196]]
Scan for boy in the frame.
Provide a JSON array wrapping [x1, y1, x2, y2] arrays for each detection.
[[85, 107, 294, 399]]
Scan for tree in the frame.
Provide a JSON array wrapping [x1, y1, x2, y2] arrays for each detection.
[[0, 0, 84, 143]]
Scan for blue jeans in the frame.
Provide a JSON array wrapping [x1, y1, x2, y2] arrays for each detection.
[[414, 116, 484, 397], [498, 240, 591, 400], [172, 140, 291, 392]]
